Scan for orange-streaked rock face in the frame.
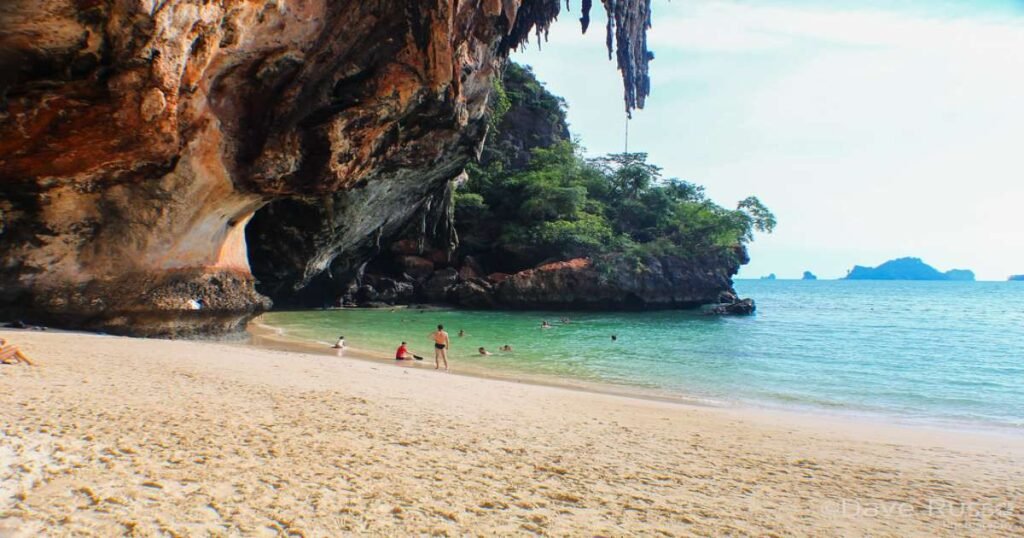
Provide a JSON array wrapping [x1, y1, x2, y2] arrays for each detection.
[[0, 0, 653, 336], [0, 1, 558, 336]]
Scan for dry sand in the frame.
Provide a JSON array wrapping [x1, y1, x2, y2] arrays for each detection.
[[1, 328, 1022, 537]]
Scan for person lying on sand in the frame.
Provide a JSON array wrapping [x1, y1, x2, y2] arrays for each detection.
[[0, 338, 34, 366], [395, 342, 423, 361], [478, 347, 492, 356]]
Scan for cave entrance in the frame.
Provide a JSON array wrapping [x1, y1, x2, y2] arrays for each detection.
[[244, 197, 344, 308]]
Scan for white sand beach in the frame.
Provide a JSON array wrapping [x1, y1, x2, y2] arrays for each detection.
[[1, 328, 1022, 536]]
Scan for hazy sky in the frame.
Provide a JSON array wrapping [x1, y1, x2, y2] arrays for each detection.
[[515, 0, 1024, 280]]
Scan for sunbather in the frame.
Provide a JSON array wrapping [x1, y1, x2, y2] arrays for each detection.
[[0, 338, 34, 365]]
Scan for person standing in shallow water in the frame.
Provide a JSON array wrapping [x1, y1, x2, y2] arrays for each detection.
[[431, 324, 450, 371]]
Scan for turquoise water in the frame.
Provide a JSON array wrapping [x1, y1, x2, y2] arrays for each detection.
[[262, 281, 1024, 429]]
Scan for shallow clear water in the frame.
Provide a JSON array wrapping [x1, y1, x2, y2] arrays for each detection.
[[262, 280, 1024, 429]]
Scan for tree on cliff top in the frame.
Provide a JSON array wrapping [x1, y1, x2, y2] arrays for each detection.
[[456, 62, 774, 270], [459, 141, 773, 266]]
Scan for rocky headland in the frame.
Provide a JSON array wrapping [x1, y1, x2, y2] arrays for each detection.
[[1, 1, 759, 337], [0, 1, 663, 336]]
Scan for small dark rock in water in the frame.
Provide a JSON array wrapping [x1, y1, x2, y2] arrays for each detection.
[[706, 298, 756, 316]]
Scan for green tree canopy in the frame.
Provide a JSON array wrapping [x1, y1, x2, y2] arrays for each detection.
[[458, 141, 774, 266]]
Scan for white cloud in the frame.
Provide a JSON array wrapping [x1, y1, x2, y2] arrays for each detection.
[[647, 1, 1024, 53], [518, 1, 1024, 280]]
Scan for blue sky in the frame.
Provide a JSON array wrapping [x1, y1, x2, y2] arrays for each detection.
[[515, 0, 1024, 280]]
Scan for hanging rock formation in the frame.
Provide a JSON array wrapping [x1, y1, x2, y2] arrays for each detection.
[[0, 1, 654, 336]]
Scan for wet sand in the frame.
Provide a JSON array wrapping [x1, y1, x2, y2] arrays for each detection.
[[1, 328, 1022, 536]]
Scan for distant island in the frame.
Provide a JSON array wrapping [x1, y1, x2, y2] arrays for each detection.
[[760, 273, 777, 280], [802, 271, 817, 281], [844, 257, 975, 281], [1010, 275, 1024, 282]]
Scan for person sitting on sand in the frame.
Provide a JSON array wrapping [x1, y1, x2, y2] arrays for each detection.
[[541, 320, 552, 329], [332, 336, 346, 349], [431, 324, 450, 371], [396, 341, 413, 360], [0, 338, 34, 366], [478, 347, 492, 356], [500, 344, 513, 352]]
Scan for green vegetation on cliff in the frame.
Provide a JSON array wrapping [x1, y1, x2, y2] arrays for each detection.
[[456, 64, 774, 270]]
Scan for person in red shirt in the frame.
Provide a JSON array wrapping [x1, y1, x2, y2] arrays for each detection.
[[395, 341, 413, 361]]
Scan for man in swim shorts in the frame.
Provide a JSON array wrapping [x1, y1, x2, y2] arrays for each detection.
[[431, 324, 450, 371]]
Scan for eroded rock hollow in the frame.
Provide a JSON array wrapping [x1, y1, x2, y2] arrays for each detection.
[[0, 1, 653, 336]]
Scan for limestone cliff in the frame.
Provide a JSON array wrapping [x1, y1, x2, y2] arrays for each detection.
[[0, 1, 654, 336], [306, 62, 755, 314]]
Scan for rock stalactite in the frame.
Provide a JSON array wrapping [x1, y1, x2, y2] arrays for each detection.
[[605, 0, 654, 113], [0, 1, 655, 336]]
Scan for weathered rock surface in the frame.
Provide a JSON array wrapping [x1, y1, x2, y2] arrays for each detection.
[[451, 279, 495, 309], [480, 63, 570, 169], [341, 249, 751, 312], [494, 254, 746, 310], [0, 1, 654, 336], [421, 267, 459, 303]]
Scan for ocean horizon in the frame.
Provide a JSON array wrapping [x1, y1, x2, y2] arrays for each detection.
[[263, 280, 1024, 431]]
